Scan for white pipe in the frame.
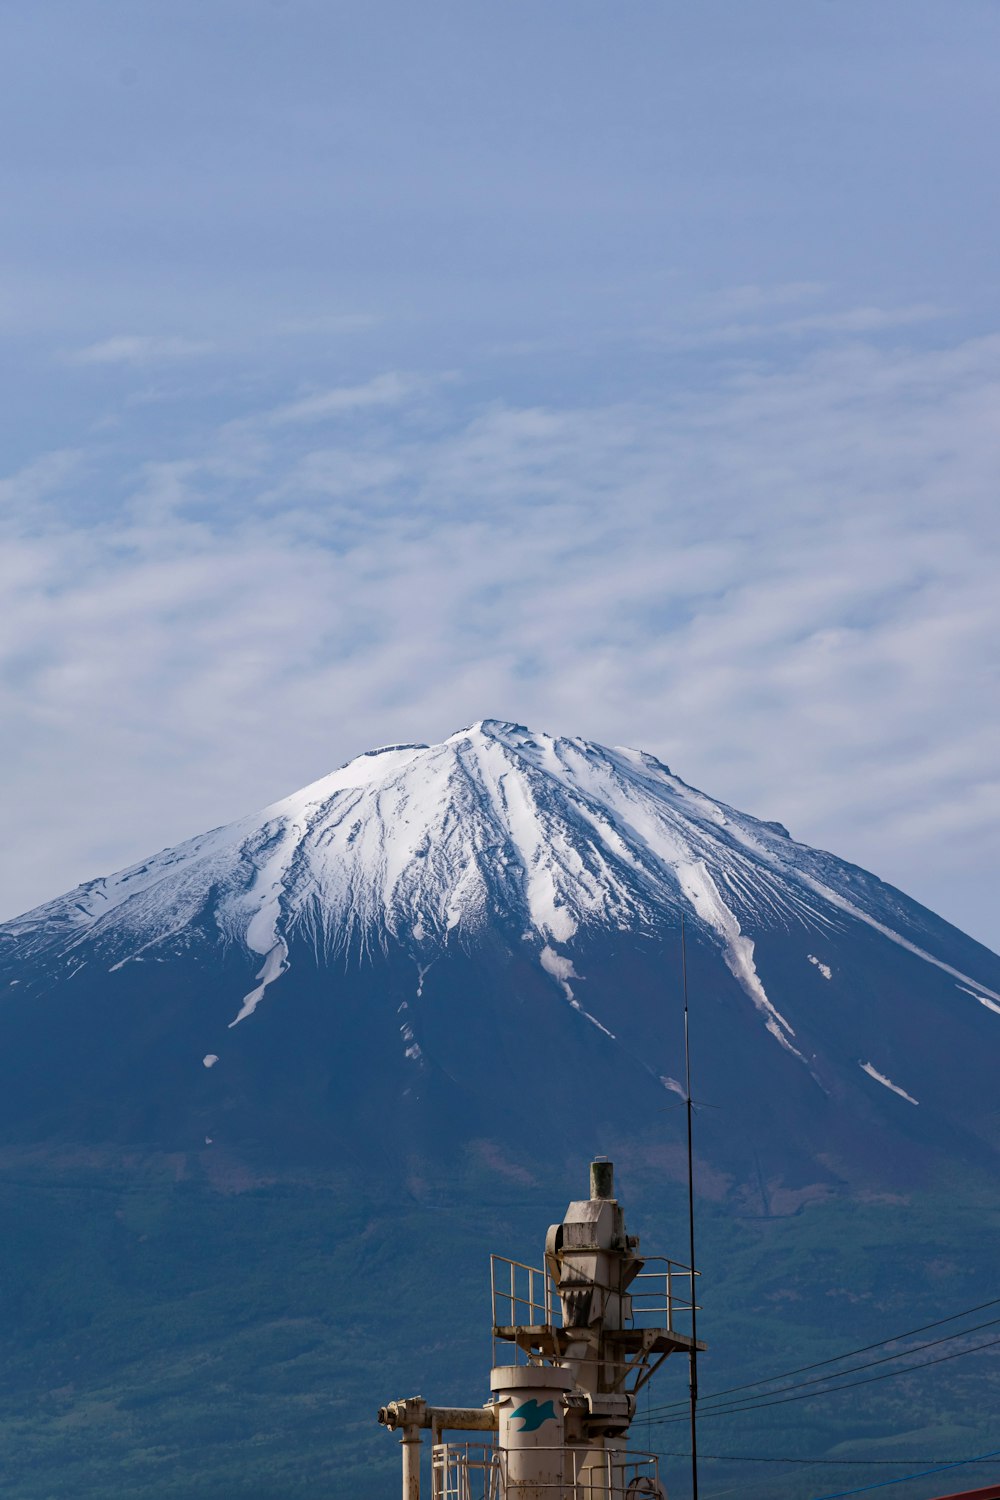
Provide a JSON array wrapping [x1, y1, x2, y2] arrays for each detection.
[[427, 1406, 497, 1431], [401, 1425, 421, 1500]]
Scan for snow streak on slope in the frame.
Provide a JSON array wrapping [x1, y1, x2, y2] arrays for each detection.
[[860, 1062, 919, 1106], [674, 859, 804, 1060], [3, 722, 997, 1059], [957, 983, 1000, 1016]]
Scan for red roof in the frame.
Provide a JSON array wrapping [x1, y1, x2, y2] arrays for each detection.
[[925, 1486, 1000, 1500]]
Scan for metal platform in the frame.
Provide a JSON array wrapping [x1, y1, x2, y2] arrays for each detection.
[[494, 1325, 705, 1360]]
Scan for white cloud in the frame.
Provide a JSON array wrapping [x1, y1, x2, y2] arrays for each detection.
[[63, 334, 213, 366], [266, 372, 421, 425], [1, 337, 999, 952], [0, 449, 83, 509], [656, 301, 946, 354], [709, 282, 829, 315], [775, 303, 945, 336]]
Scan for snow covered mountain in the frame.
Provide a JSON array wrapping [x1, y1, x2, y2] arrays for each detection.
[[2, 719, 998, 1193]]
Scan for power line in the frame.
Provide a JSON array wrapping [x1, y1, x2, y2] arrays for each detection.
[[646, 1333, 1000, 1426], [647, 1314, 1000, 1421], [644, 1294, 1000, 1416], [652, 1333, 1000, 1425], [806, 1445, 1000, 1500], [656, 1452, 980, 1467]]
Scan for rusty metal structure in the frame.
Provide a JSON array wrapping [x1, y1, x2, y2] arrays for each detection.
[[378, 1158, 703, 1500]]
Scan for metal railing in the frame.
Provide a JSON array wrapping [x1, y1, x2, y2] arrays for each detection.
[[432, 1442, 664, 1500], [432, 1441, 497, 1500], [628, 1256, 698, 1332], [491, 1255, 553, 1331], [490, 1253, 698, 1341]]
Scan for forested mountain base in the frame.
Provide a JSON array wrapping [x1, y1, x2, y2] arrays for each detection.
[[1, 1154, 996, 1500]]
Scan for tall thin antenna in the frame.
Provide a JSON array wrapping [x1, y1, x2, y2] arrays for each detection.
[[681, 913, 699, 1500]]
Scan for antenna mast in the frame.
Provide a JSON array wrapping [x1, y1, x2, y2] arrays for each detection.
[[681, 913, 699, 1500]]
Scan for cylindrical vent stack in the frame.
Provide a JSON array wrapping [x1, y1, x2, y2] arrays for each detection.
[[590, 1158, 615, 1200]]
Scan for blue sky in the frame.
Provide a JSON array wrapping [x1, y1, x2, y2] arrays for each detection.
[[3, 1, 999, 948]]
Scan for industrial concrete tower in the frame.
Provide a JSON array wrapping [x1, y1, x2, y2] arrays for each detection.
[[378, 1159, 703, 1499]]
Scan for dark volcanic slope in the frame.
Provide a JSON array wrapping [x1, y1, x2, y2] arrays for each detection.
[[2, 720, 998, 1194]]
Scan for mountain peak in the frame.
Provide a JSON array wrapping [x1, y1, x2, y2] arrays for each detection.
[[2, 721, 999, 1188], [4, 721, 998, 1068], [450, 717, 529, 735]]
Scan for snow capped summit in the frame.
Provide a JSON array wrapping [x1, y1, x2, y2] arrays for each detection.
[[5, 720, 998, 1061], [2, 719, 999, 1189]]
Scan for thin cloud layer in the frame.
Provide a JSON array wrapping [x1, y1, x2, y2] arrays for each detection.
[[266, 372, 425, 426], [2, 327, 998, 948], [63, 334, 214, 366]]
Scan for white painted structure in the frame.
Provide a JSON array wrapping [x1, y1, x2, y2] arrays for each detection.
[[378, 1159, 702, 1499]]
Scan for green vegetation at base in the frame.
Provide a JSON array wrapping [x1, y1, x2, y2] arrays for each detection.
[[0, 1158, 996, 1500]]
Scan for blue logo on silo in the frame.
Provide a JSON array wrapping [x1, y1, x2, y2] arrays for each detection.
[[509, 1398, 556, 1432]]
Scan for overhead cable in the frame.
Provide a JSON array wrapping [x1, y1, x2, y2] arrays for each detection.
[[654, 1452, 977, 1467], [643, 1293, 1000, 1417], [806, 1444, 1000, 1500], [645, 1313, 1000, 1421], [646, 1332, 1000, 1425]]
